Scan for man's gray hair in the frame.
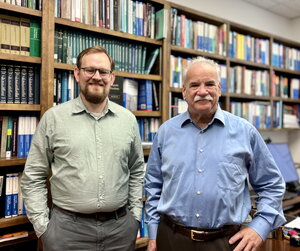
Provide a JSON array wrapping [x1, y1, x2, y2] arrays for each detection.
[[182, 56, 221, 86]]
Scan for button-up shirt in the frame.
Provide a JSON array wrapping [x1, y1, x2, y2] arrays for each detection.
[[145, 106, 286, 240], [21, 96, 144, 237]]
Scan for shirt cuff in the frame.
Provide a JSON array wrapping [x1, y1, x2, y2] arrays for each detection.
[[148, 223, 159, 239], [247, 216, 271, 240]]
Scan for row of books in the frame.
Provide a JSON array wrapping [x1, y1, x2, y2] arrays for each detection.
[[272, 42, 300, 71], [0, 64, 40, 104], [230, 101, 271, 129], [273, 101, 300, 129], [229, 66, 269, 96], [2, 0, 42, 10], [170, 55, 227, 91], [171, 8, 227, 56], [137, 117, 159, 142], [229, 31, 269, 65], [0, 15, 41, 57], [169, 96, 188, 118], [0, 116, 38, 159], [122, 78, 160, 112], [54, 71, 80, 105], [54, 28, 160, 74], [54, 0, 158, 38], [0, 172, 26, 219], [271, 72, 300, 99]]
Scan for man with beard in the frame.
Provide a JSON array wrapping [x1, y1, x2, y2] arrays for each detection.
[[145, 57, 285, 251], [21, 46, 144, 251]]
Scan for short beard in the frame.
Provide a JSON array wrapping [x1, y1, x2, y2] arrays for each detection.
[[81, 85, 107, 104]]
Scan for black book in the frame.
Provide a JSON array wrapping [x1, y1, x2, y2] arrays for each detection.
[[109, 76, 124, 106]]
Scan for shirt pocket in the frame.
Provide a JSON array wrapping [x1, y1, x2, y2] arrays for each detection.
[[217, 161, 246, 191]]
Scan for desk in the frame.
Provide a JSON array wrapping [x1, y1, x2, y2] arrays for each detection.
[[283, 195, 300, 216], [259, 238, 299, 251]]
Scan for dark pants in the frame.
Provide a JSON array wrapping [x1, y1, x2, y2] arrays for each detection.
[[41, 206, 139, 251], [157, 216, 240, 251]]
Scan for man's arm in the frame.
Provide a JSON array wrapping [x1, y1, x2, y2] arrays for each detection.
[[247, 133, 286, 240], [128, 122, 145, 221], [20, 114, 52, 238], [144, 133, 163, 240]]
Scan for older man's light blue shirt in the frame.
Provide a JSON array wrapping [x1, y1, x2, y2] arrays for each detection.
[[145, 106, 286, 240]]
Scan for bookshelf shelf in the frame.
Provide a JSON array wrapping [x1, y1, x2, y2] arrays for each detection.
[[272, 66, 300, 75], [0, 231, 37, 248], [132, 111, 161, 117], [0, 54, 41, 64], [0, 158, 26, 167], [0, 2, 42, 17], [0, 104, 41, 111], [170, 45, 227, 61], [229, 58, 270, 69], [54, 18, 163, 46], [0, 216, 29, 229]]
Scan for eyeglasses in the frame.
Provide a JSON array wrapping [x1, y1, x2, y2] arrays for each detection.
[[80, 67, 112, 79]]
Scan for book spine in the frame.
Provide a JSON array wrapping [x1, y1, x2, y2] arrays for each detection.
[[29, 20, 41, 57], [27, 66, 34, 104], [17, 116, 25, 158], [11, 117, 18, 157], [6, 65, 14, 104], [4, 174, 13, 218], [11, 173, 19, 217], [5, 116, 13, 158], [0, 65, 7, 103], [13, 65, 21, 104], [20, 66, 28, 104]]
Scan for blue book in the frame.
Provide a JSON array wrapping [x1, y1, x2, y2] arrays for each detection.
[[17, 116, 25, 158], [11, 173, 19, 217], [24, 116, 31, 157], [4, 174, 13, 218], [138, 80, 152, 110], [61, 71, 68, 103]]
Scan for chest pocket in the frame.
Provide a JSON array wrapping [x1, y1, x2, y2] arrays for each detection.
[[217, 162, 247, 191]]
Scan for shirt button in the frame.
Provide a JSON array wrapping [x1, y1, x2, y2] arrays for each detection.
[[99, 176, 103, 179], [198, 169, 204, 173], [199, 149, 204, 152], [195, 213, 200, 218], [97, 204, 100, 207], [196, 191, 201, 195]]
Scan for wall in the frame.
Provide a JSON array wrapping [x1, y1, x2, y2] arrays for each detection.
[[169, 0, 300, 163]]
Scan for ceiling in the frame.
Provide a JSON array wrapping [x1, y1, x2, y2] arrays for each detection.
[[241, 0, 300, 19]]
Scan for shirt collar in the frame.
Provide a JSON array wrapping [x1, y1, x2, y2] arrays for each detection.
[[180, 105, 226, 128], [71, 96, 118, 115]]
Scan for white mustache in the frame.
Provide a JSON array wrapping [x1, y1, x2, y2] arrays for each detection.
[[194, 95, 213, 101]]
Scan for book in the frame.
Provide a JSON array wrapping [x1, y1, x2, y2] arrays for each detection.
[[4, 174, 13, 218], [0, 65, 7, 103], [138, 80, 152, 111], [155, 8, 167, 40], [5, 116, 13, 158], [29, 19, 41, 57], [123, 78, 138, 111], [9, 16, 20, 55], [0, 116, 8, 158], [20, 66, 28, 104], [11, 173, 19, 217], [17, 116, 25, 158], [0, 231, 28, 243], [13, 65, 21, 104], [20, 17, 30, 56], [0, 15, 11, 54], [144, 48, 159, 74], [109, 76, 124, 106], [6, 65, 14, 104]]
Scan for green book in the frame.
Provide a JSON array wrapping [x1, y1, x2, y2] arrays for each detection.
[[29, 20, 41, 57], [144, 48, 160, 74], [155, 8, 167, 40]]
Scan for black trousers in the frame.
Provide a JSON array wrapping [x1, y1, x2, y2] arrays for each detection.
[[157, 216, 240, 251]]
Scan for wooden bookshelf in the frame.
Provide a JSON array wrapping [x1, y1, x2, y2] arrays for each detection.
[[0, 0, 300, 250]]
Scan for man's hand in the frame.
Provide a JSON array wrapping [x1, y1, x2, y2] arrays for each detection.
[[229, 226, 263, 251], [147, 239, 157, 251]]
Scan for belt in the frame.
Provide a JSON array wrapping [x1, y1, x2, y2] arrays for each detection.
[[163, 215, 240, 242], [54, 205, 127, 222]]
